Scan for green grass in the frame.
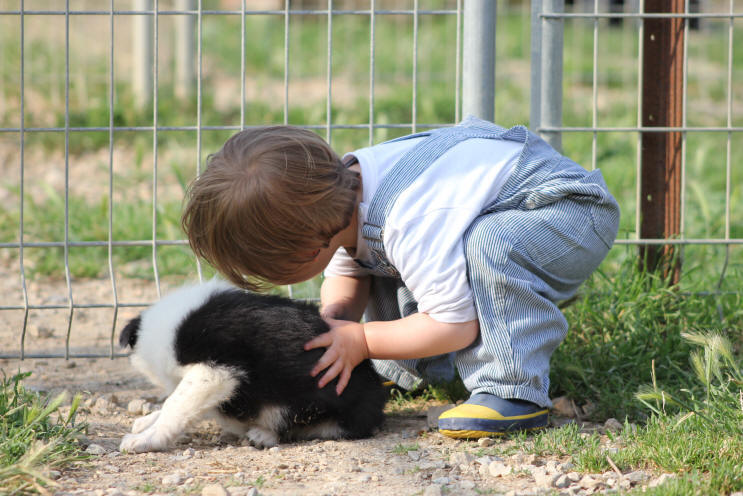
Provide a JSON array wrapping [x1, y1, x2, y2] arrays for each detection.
[[526, 330, 743, 495], [0, 372, 87, 495]]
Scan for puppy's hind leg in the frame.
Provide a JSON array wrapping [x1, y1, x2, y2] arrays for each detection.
[[120, 364, 239, 453]]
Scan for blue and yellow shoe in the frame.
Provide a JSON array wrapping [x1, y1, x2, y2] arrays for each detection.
[[438, 393, 549, 439]]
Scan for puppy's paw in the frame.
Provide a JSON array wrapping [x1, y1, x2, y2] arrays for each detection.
[[120, 428, 171, 453], [246, 427, 279, 448], [131, 410, 161, 434]]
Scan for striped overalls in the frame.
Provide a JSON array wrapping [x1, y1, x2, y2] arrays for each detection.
[[361, 116, 620, 408]]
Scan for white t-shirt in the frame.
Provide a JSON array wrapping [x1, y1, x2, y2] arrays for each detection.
[[324, 136, 522, 323]]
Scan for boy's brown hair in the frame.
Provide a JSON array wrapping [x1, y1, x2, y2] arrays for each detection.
[[182, 126, 359, 291]]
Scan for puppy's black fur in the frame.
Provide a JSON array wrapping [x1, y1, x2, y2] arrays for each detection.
[[121, 283, 386, 445]]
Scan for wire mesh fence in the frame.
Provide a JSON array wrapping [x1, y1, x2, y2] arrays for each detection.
[[0, 0, 740, 360]]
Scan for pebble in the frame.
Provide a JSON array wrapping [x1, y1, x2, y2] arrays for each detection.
[[553, 474, 570, 488], [268, 446, 281, 454], [552, 396, 578, 417], [488, 461, 511, 478], [604, 418, 623, 433], [127, 399, 146, 415], [625, 470, 649, 483], [477, 437, 494, 447], [202, 484, 229, 496], [432, 477, 450, 485], [649, 473, 676, 488], [579, 475, 602, 489], [566, 472, 581, 482], [423, 485, 443, 496], [407, 450, 421, 461], [85, 444, 108, 455], [93, 397, 115, 414], [449, 451, 473, 466], [161, 473, 184, 486], [459, 480, 476, 489]]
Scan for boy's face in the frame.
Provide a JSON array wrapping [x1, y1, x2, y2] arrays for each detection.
[[287, 244, 338, 284]]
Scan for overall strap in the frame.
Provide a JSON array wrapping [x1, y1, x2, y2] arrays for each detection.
[[361, 116, 525, 277]]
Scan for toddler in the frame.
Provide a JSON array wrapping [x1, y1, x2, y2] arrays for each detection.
[[182, 116, 620, 438]]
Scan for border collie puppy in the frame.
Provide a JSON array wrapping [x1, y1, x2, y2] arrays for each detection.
[[118, 279, 386, 453]]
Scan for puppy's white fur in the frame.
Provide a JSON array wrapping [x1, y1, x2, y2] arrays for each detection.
[[119, 278, 384, 453]]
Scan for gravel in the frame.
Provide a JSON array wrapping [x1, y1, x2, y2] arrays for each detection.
[[0, 272, 674, 496]]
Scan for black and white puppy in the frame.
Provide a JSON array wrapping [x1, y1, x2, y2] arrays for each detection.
[[118, 279, 386, 453]]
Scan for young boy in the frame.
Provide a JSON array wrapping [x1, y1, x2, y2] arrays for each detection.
[[182, 116, 620, 438]]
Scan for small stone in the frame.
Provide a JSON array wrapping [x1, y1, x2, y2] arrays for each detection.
[[606, 477, 617, 487], [531, 467, 554, 487], [545, 460, 561, 474], [566, 472, 581, 482], [127, 399, 146, 415], [619, 479, 632, 490], [141, 402, 154, 415], [427, 404, 455, 429], [581, 400, 596, 416], [552, 396, 578, 418], [459, 480, 476, 490], [449, 451, 473, 466], [553, 474, 570, 488], [477, 437, 494, 447], [246, 489, 259, 496], [93, 397, 114, 414], [488, 461, 511, 478], [407, 450, 421, 461], [579, 475, 602, 489], [85, 444, 108, 455], [48, 470, 62, 480], [358, 474, 371, 482], [423, 485, 443, 496], [604, 418, 623, 433], [64, 361, 77, 369], [202, 484, 229, 496], [268, 446, 281, 453], [105, 489, 124, 496], [432, 477, 450, 485], [648, 473, 676, 488], [162, 473, 184, 486], [625, 470, 648, 483]]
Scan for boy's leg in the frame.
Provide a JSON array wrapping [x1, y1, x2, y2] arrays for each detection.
[[440, 194, 618, 437], [365, 277, 457, 390]]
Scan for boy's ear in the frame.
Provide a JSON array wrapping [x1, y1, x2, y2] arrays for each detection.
[[119, 316, 141, 349]]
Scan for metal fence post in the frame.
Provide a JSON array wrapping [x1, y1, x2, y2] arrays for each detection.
[[529, 0, 543, 131], [175, 0, 195, 99], [540, 0, 564, 152], [133, 0, 153, 105], [639, 0, 684, 282], [462, 0, 496, 122]]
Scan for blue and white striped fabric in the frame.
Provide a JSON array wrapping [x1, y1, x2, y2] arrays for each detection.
[[363, 116, 620, 407]]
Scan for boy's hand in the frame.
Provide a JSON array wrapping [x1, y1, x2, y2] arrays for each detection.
[[304, 318, 369, 395]]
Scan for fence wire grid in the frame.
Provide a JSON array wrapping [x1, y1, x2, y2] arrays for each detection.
[[0, 0, 740, 360]]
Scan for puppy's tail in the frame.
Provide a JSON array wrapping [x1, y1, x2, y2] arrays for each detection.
[[119, 316, 141, 348]]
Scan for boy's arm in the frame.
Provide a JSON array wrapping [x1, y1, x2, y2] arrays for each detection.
[[305, 313, 479, 395], [320, 275, 370, 322]]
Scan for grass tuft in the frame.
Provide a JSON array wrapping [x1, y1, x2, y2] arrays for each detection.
[[0, 371, 87, 495]]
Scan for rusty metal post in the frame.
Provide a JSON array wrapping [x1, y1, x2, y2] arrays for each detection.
[[640, 0, 685, 283]]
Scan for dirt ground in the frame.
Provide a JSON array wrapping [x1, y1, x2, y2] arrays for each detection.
[[0, 269, 668, 496]]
